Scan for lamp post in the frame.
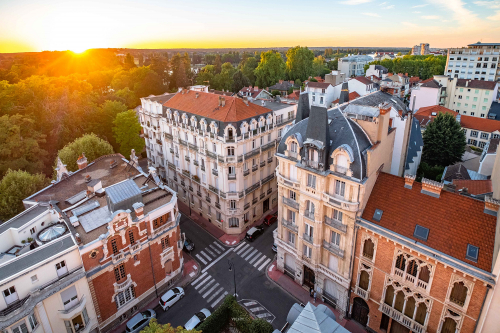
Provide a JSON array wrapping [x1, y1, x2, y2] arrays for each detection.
[[228, 259, 237, 298]]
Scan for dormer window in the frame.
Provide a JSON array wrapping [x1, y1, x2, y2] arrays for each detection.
[[289, 142, 298, 153]]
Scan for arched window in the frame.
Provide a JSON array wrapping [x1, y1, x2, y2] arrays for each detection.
[[450, 282, 468, 306], [384, 285, 395, 306], [362, 239, 374, 260], [407, 260, 418, 277], [289, 141, 298, 153], [394, 291, 405, 312], [419, 265, 430, 283], [415, 303, 427, 325], [441, 318, 457, 333], [395, 254, 406, 271], [404, 297, 416, 318], [359, 271, 370, 291]]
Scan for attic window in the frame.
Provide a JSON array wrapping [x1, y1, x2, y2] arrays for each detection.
[[466, 244, 479, 262], [373, 209, 383, 222], [413, 225, 429, 241]]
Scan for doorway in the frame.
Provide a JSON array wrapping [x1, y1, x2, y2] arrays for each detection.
[[351, 297, 369, 327], [263, 198, 269, 214], [303, 265, 315, 289], [389, 320, 410, 333]]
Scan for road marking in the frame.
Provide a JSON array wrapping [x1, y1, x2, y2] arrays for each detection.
[[205, 247, 217, 256], [195, 254, 207, 265], [189, 272, 195, 278], [236, 243, 250, 255], [201, 251, 212, 261], [258, 258, 272, 271], [269, 264, 275, 272], [240, 246, 253, 258], [244, 301, 257, 306], [191, 272, 208, 286], [193, 265, 197, 270], [245, 249, 259, 261], [225, 241, 230, 244], [257, 313, 272, 318], [194, 276, 212, 290], [202, 248, 233, 273], [202, 283, 220, 298], [248, 252, 262, 265], [214, 242, 226, 251], [209, 244, 221, 254], [250, 307, 264, 312], [197, 279, 215, 293], [231, 240, 236, 244], [253, 255, 266, 267], [206, 287, 224, 303], [234, 242, 246, 252], [211, 291, 228, 308]]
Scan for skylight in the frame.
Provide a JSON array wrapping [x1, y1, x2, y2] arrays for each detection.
[[466, 244, 479, 262], [413, 225, 429, 241], [373, 209, 383, 222]]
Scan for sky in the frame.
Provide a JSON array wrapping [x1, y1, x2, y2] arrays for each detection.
[[0, 0, 499, 53]]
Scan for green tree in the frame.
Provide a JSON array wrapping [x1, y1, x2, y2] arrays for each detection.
[[312, 56, 329, 77], [0, 170, 49, 221], [249, 318, 274, 333], [88, 100, 128, 150], [113, 110, 145, 157], [196, 65, 215, 86], [115, 87, 138, 109], [124, 53, 136, 69], [285, 46, 315, 81], [57, 133, 114, 171], [141, 318, 200, 333], [241, 57, 258, 86], [422, 113, 466, 167], [254, 51, 285, 88], [232, 70, 250, 93], [214, 54, 222, 74], [0, 114, 48, 178]]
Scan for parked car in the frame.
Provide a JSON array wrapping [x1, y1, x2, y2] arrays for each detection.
[[263, 214, 277, 226], [184, 237, 195, 252], [159, 287, 185, 311], [245, 225, 264, 241], [125, 309, 156, 333], [272, 244, 277, 252], [184, 308, 211, 330]]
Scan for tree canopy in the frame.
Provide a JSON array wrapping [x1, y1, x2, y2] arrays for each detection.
[[363, 55, 446, 79], [232, 70, 251, 93], [285, 46, 314, 81], [57, 133, 114, 172], [141, 319, 200, 333], [254, 51, 285, 89], [113, 110, 145, 157]]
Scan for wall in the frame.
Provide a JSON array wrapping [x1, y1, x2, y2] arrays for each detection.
[[410, 87, 439, 111]]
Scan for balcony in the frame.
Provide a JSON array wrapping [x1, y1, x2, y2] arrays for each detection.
[[188, 185, 193, 192], [58, 295, 87, 319], [278, 173, 300, 189], [304, 210, 315, 221], [324, 216, 347, 233], [286, 150, 298, 160], [243, 169, 250, 176], [332, 165, 349, 175], [260, 160, 266, 167], [267, 188, 272, 195], [267, 157, 273, 163], [225, 136, 235, 143], [393, 268, 429, 290], [156, 139, 162, 145], [179, 139, 187, 147], [252, 198, 258, 204], [244, 202, 250, 210], [205, 196, 211, 203], [355, 286, 369, 301], [169, 148, 174, 153], [304, 160, 319, 169], [246, 182, 260, 195], [152, 220, 175, 238], [282, 197, 299, 210], [228, 174, 236, 180], [209, 185, 219, 195], [168, 163, 175, 170], [207, 151, 217, 160], [185, 156, 190, 162], [260, 193, 265, 199], [261, 140, 276, 152], [303, 233, 313, 244], [188, 143, 198, 151], [182, 169, 190, 177], [323, 240, 344, 258], [193, 160, 199, 166], [215, 202, 221, 209], [192, 175, 200, 184], [245, 149, 260, 159], [212, 169, 218, 176], [261, 174, 274, 185], [322, 192, 359, 212], [282, 218, 298, 233], [164, 133, 173, 140], [252, 165, 258, 172], [379, 303, 425, 333]]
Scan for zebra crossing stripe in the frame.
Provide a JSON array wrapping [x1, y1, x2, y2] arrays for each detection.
[[234, 242, 246, 252], [209, 244, 221, 254], [191, 272, 208, 286], [198, 279, 215, 293], [258, 258, 272, 271], [201, 251, 212, 261], [195, 254, 207, 265], [240, 246, 253, 257], [245, 249, 259, 261], [244, 301, 257, 306], [253, 255, 266, 267], [250, 307, 264, 312], [195, 276, 212, 290], [211, 291, 228, 308], [248, 253, 263, 265], [206, 287, 224, 303], [205, 248, 216, 257], [257, 313, 272, 319], [214, 242, 226, 251], [202, 283, 220, 298], [236, 243, 249, 255]]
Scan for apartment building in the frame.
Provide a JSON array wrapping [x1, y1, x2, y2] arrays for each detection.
[[445, 42, 500, 82], [412, 43, 430, 56], [140, 89, 296, 234], [274, 93, 396, 318], [23, 153, 182, 332], [0, 203, 98, 333], [338, 55, 373, 77], [304, 82, 334, 108], [350, 173, 498, 333]]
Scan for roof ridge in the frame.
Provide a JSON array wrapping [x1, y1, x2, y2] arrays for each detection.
[[222, 97, 237, 122]]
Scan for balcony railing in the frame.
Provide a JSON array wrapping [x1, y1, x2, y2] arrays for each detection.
[[261, 140, 276, 152], [267, 188, 272, 195], [156, 139, 162, 145], [205, 196, 211, 203], [252, 165, 258, 172], [212, 169, 218, 176], [245, 149, 260, 159], [260, 193, 265, 199], [282, 218, 298, 233], [245, 182, 260, 195], [244, 202, 250, 210], [267, 157, 273, 163], [261, 174, 274, 185], [59, 295, 86, 314], [228, 174, 236, 180], [304, 160, 319, 169], [188, 143, 198, 151], [252, 198, 258, 204], [393, 267, 429, 291], [225, 136, 235, 143], [303, 233, 313, 244], [379, 303, 425, 333], [193, 160, 199, 166], [282, 197, 299, 210], [182, 170, 190, 177], [164, 133, 173, 140], [323, 240, 344, 258], [260, 161, 266, 167], [355, 286, 369, 301], [209, 185, 219, 195], [207, 151, 217, 160], [243, 169, 250, 176], [179, 139, 187, 147], [215, 202, 221, 209], [324, 216, 347, 233], [304, 210, 315, 221]]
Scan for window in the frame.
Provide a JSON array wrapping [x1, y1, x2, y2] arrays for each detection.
[[288, 231, 296, 244], [227, 147, 234, 156], [485, 91, 490, 95], [213, 143, 216, 153], [228, 166, 235, 175], [305, 223, 313, 238], [28, 313, 38, 330], [373, 209, 383, 222], [111, 239, 118, 254], [12, 323, 28, 333], [229, 217, 239, 228], [243, 162, 248, 171], [31, 275, 38, 283], [30, 227, 36, 234], [459, 88, 463, 92], [289, 190, 296, 201], [363, 239, 374, 259], [481, 113, 485, 118], [466, 96, 469, 100], [473, 97, 478, 102], [335, 180, 345, 196], [230, 200, 236, 210], [287, 210, 296, 223], [2, 286, 18, 305], [260, 136, 264, 145], [466, 244, 479, 262], [289, 141, 298, 152], [252, 140, 256, 149], [450, 281, 468, 306], [484, 98, 488, 102], [307, 174, 316, 189], [56, 260, 68, 277], [115, 286, 135, 309], [268, 133, 271, 141], [128, 230, 135, 245], [114, 264, 126, 282], [471, 131, 478, 137], [303, 245, 312, 258], [332, 209, 343, 222], [457, 102, 461, 107], [161, 236, 170, 250], [472, 105, 476, 110], [331, 231, 340, 246], [413, 225, 429, 241], [481, 133, 489, 139], [61, 286, 78, 310]]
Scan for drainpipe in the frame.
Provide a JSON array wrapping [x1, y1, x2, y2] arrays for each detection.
[[475, 284, 492, 333], [146, 222, 159, 298]]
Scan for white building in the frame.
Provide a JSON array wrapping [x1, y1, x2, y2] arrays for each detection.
[[338, 55, 373, 77], [479, 138, 499, 176], [445, 42, 500, 82], [347, 77, 378, 97], [365, 65, 388, 79], [0, 204, 98, 333], [304, 82, 334, 108]]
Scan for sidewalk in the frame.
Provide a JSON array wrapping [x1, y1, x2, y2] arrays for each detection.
[[267, 261, 367, 333], [109, 252, 199, 333], [177, 199, 278, 246]]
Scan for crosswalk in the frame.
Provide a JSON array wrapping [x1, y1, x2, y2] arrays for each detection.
[[190, 272, 229, 309], [238, 299, 275, 323], [194, 241, 226, 266], [233, 242, 272, 271]]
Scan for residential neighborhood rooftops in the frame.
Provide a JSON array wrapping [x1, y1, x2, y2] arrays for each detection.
[[362, 172, 497, 272], [269, 80, 295, 91], [238, 86, 266, 99], [332, 91, 360, 104], [420, 79, 441, 89], [460, 114, 500, 133], [442, 163, 472, 182], [456, 79, 497, 90], [348, 90, 408, 114]]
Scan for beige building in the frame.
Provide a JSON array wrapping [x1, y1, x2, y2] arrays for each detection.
[[412, 43, 430, 55], [274, 93, 396, 318], [140, 88, 296, 234], [445, 42, 500, 82]]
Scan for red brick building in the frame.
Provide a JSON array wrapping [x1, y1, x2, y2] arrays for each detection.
[[349, 173, 499, 333], [26, 153, 183, 331]]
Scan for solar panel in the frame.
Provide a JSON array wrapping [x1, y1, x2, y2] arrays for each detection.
[[466, 244, 479, 262], [413, 225, 429, 241], [373, 209, 383, 222]]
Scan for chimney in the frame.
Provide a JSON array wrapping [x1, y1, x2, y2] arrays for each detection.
[[218, 95, 222, 106], [195, 92, 199, 98], [221, 97, 226, 107], [279, 80, 283, 84], [379, 103, 391, 115], [133, 202, 145, 219], [75, 233, 82, 244], [485, 196, 500, 216], [77, 153, 88, 170], [388, 73, 393, 77], [404, 174, 416, 189], [466, 80, 469, 87], [254, 86, 258, 90], [243, 96, 249, 106], [261, 100, 266, 106], [421, 178, 444, 198]]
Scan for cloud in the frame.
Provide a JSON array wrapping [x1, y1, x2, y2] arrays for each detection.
[[402, 22, 419, 28], [339, 0, 372, 4], [473, 1, 500, 8], [412, 4, 428, 7], [487, 10, 500, 19], [429, 0, 481, 26], [362, 12, 381, 16], [384, 4, 395, 8], [379, 1, 387, 5], [413, 11, 421, 13], [421, 15, 441, 19]]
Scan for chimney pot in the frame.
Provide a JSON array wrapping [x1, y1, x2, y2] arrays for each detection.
[[404, 174, 416, 189], [221, 97, 225, 107], [421, 178, 444, 197], [77, 153, 88, 170]]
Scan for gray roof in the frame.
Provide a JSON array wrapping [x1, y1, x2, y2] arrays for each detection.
[[287, 303, 350, 333], [406, 118, 424, 170], [488, 102, 500, 121], [442, 163, 471, 182], [348, 91, 408, 115], [344, 104, 380, 117], [296, 92, 311, 123], [467, 42, 500, 47], [269, 81, 295, 91], [374, 65, 388, 73], [0, 205, 48, 234], [250, 100, 290, 111], [339, 82, 349, 104], [421, 80, 441, 89], [142, 93, 176, 104], [0, 234, 75, 282], [105, 179, 142, 213]]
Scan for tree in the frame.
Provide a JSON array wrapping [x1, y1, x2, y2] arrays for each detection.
[[241, 57, 258, 86], [0, 170, 49, 221], [232, 70, 250, 93], [124, 53, 136, 69], [212, 63, 235, 91], [196, 65, 215, 86], [0, 114, 48, 178], [422, 113, 466, 167], [254, 51, 285, 88], [141, 319, 200, 333], [57, 133, 114, 171], [294, 79, 302, 87], [113, 110, 145, 157], [312, 56, 329, 78], [214, 54, 222, 74], [285, 46, 315, 81], [89, 100, 128, 150], [175, 60, 189, 88], [397, 52, 402, 56], [249, 318, 274, 333]]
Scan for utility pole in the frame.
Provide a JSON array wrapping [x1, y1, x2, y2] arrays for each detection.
[[228, 259, 237, 298]]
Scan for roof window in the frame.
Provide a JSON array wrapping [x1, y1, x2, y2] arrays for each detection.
[[466, 244, 479, 262], [413, 225, 429, 241], [373, 209, 383, 222]]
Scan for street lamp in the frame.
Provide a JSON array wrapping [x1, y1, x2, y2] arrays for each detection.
[[228, 259, 237, 298]]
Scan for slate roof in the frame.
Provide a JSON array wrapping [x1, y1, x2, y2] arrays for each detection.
[[339, 82, 350, 104], [269, 81, 295, 91], [456, 79, 497, 90], [296, 92, 311, 123], [333, 92, 360, 104], [442, 163, 471, 182], [488, 101, 500, 121], [362, 172, 497, 272], [468, 42, 500, 47], [0, 205, 48, 234], [306, 82, 332, 89], [420, 79, 441, 89], [374, 65, 388, 73], [487, 138, 500, 154], [142, 93, 175, 104], [405, 118, 424, 170], [348, 91, 408, 115], [354, 76, 374, 85], [453, 179, 492, 195]]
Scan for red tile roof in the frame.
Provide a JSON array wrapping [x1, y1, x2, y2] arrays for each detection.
[[453, 179, 492, 195], [333, 91, 360, 104], [409, 77, 421, 83], [415, 105, 457, 117], [163, 91, 270, 122], [314, 76, 325, 82], [306, 82, 332, 89], [456, 79, 497, 90], [286, 91, 301, 100], [460, 115, 500, 133], [354, 76, 374, 85], [362, 172, 497, 272]]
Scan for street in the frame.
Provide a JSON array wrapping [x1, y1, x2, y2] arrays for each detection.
[[151, 213, 298, 329]]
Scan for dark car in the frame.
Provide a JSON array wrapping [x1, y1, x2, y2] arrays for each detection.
[[263, 214, 277, 226], [272, 244, 277, 252], [184, 237, 195, 252], [125, 309, 156, 333], [245, 225, 264, 241]]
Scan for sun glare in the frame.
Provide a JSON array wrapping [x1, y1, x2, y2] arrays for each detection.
[[71, 46, 88, 54]]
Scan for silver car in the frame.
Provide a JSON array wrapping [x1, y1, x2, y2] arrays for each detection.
[[184, 308, 211, 330], [159, 287, 185, 311], [125, 309, 156, 333]]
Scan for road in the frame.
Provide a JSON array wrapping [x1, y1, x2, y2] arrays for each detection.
[[152, 213, 297, 329]]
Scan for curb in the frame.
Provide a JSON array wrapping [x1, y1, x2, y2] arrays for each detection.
[[264, 260, 305, 305]]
